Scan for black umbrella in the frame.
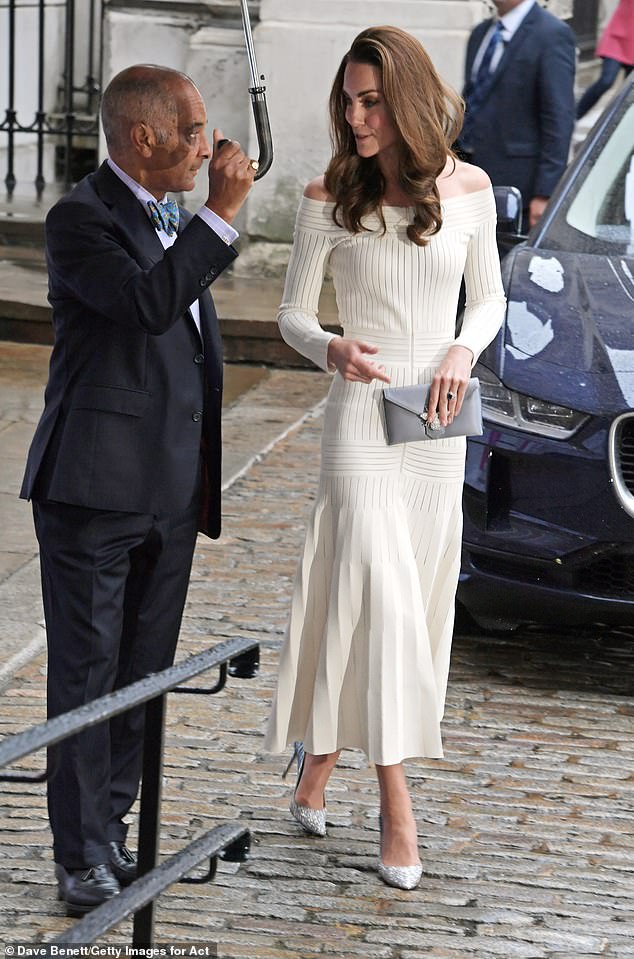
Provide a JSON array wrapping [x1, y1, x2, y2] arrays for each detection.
[[238, 0, 273, 180]]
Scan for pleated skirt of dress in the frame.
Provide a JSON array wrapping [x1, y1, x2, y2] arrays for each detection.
[[264, 373, 467, 766]]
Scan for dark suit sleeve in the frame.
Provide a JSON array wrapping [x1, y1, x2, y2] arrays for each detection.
[[45, 198, 237, 336], [533, 22, 576, 198]]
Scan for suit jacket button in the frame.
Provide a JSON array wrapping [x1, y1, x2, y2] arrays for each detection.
[[194, 353, 204, 364], [192, 411, 202, 422]]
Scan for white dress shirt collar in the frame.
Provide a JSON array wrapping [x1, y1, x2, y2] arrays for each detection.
[[107, 156, 238, 248], [472, 0, 537, 77], [106, 157, 170, 218], [105, 157, 206, 336], [498, 0, 537, 41], [104, 156, 239, 338]]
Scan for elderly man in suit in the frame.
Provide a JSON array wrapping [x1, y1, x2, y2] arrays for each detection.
[[458, 0, 576, 228], [20, 64, 257, 914]]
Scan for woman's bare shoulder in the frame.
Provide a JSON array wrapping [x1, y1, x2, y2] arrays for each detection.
[[455, 160, 492, 193], [303, 176, 334, 201], [438, 158, 491, 199]]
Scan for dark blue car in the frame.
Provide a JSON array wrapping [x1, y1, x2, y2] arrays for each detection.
[[458, 75, 634, 631]]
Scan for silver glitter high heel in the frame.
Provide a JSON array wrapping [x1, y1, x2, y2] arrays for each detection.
[[377, 814, 422, 890], [282, 741, 327, 837]]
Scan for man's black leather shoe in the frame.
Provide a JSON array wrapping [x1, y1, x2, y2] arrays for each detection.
[[109, 841, 137, 885], [55, 863, 120, 916]]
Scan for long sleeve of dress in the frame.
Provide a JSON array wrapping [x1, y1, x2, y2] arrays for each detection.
[[452, 188, 506, 363], [277, 198, 343, 373]]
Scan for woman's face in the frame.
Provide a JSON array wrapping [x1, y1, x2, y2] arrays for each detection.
[[343, 61, 399, 159]]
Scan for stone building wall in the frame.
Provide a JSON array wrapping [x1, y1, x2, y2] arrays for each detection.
[[1, 0, 609, 246], [103, 0, 492, 253]]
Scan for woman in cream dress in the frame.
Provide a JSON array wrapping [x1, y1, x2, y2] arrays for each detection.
[[265, 26, 506, 889]]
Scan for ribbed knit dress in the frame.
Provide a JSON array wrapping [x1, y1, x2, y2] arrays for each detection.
[[265, 188, 506, 765]]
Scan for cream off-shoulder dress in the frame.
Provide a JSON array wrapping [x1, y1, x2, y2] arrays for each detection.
[[265, 188, 506, 765]]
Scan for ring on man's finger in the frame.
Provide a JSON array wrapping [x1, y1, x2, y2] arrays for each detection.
[[248, 158, 259, 172], [447, 390, 455, 401]]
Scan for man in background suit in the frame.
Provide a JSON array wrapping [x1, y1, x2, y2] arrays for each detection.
[[458, 0, 576, 228], [20, 64, 256, 914]]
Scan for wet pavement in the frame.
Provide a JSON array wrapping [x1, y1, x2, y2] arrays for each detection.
[[1, 341, 634, 957]]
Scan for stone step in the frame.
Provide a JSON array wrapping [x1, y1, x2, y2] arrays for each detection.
[[0, 242, 340, 366]]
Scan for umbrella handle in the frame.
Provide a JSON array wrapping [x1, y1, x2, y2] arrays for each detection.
[[239, 0, 273, 180], [248, 85, 273, 180]]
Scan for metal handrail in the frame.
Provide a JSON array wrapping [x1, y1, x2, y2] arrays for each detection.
[[0, 637, 255, 773], [54, 822, 251, 945], [0, 636, 260, 944]]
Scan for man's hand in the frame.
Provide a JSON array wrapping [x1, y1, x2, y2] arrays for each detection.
[[327, 337, 391, 384], [529, 195, 549, 228], [205, 128, 256, 223]]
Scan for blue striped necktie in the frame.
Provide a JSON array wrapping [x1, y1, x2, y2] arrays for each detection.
[[147, 198, 179, 236], [461, 21, 505, 149]]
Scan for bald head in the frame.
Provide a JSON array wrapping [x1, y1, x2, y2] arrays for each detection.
[[101, 64, 196, 154], [100, 63, 212, 198]]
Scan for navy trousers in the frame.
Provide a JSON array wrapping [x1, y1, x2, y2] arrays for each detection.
[[34, 487, 200, 868]]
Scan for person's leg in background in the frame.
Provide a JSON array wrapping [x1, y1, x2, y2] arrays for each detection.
[[576, 57, 624, 119]]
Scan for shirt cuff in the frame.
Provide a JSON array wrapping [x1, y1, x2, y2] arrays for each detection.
[[196, 206, 239, 245]]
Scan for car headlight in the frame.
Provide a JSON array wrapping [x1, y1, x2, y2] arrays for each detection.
[[475, 365, 588, 439]]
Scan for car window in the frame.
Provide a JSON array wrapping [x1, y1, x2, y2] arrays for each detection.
[[537, 81, 634, 257], [566, 103, 634, 251]]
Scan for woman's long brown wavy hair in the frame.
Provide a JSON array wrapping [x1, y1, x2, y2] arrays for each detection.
[[324, 26, 464, 247]]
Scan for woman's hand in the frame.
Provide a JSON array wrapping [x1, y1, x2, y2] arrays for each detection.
[[327, 337, 391, 384], [426, 345, 473, 427]]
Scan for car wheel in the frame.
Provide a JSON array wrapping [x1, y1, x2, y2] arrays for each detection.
[[453, 601, 480, 635]]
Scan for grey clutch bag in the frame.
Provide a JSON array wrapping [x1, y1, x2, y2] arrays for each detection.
[[382, 377, 482, 444]]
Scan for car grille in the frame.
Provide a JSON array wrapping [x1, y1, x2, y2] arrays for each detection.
[[609, 414, 634, 518], [620, 422, 634, 491], [577, 553, 634, 598]]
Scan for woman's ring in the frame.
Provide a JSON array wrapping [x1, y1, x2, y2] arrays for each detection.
[[249, 158, 259, 172], [447, 390, 455, 401]]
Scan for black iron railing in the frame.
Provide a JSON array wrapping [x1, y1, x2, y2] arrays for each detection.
[[0, 0, 102, 197], [0, 637, 260, 945]]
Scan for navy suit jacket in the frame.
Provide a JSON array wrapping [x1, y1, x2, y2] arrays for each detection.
[[461, 2, 576, 202], [20, 161, 237, 539]]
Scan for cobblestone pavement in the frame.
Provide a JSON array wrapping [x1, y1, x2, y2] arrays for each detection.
[[1, 345, 634, 958]]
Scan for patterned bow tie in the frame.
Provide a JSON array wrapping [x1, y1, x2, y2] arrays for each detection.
[[147, 198, 179, 236]]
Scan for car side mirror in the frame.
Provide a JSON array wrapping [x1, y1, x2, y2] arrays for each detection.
[[494, 186, 527, 248], [493, 186, 525, 234], [494, 185, 523, 232]]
